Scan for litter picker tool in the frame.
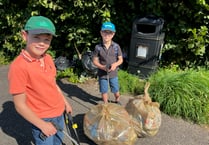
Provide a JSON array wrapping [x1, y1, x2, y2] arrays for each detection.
[[64, 112, 81, 145], [106, 64, 112, 103]]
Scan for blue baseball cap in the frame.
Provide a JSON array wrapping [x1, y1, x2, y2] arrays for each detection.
[[101, 22, 116, 32]]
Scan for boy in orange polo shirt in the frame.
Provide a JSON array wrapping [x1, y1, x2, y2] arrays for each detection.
[[8, 16, 72, 145]]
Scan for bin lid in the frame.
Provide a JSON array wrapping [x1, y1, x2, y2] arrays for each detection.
[[135, 15, 164, 26]]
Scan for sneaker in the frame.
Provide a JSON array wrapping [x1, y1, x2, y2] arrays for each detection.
[[115, 101, 122, 105], [108, 100, 112, 103]]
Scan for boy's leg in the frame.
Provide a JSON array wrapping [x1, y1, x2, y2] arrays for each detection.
[[109, 77, 121, 102], [99, 77, 109, 103], [102, 93, 108, 103], [114, 92, 120, 102]]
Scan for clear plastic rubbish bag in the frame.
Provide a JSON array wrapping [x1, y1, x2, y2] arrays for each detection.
[[83, 103, 137, 145], [125, 82, 161, 137]]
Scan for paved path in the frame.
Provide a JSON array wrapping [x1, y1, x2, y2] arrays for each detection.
[[0, 65, 209, 145]]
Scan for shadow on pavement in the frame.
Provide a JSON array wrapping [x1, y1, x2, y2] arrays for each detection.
[[72, 114, 97, 145], [57, 80, 99, 144], [0, 101, 34, 145], [57, 79, 102, 106], [0, 101, 96, 145]]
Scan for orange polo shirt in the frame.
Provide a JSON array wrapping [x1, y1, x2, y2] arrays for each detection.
[[8, 50, 65, 118]]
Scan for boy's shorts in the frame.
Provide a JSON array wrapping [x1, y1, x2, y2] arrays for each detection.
[[99, 76, 119, 94], [31, 114, 64, 145]]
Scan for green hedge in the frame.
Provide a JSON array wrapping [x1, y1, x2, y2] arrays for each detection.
[[0, 0, 209, 68]]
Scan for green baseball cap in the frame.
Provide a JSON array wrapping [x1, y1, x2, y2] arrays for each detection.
[[24, 16, 56, 36]]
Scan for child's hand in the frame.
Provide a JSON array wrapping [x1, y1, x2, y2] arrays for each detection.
[[106, 64, 114, 72], [110, 63, 117, 71], [101, 65, 108, 71], [40, 121, 57, 138], [65, 103, 72, 114]]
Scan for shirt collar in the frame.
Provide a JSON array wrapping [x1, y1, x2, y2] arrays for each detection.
[[21, 49, 45, 62], [101, 42, 114, 49]]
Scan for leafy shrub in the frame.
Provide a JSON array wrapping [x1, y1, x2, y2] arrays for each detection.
[[56, 67, 85, 83], [1, 0, 209, 68], [148, 68, 209, 125], [118, 70, 145, 95]]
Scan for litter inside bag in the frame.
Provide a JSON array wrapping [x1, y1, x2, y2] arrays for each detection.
[[125, 82, 161, 137], [83, 103, 137, 145]]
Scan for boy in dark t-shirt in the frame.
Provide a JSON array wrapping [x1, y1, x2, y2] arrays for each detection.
[[93, 22, 123, 104]]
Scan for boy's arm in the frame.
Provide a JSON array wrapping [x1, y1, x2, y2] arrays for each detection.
[[93, 57, 107, 71], [13, 93, 57, 137], [56, 85, 72, 114], [111, 55, 123, 71]]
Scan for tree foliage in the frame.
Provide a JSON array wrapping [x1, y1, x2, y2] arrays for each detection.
[[0, 0, 208, 69]]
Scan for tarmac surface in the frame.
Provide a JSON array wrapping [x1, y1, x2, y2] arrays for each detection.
[[0, 65, 209, 145]]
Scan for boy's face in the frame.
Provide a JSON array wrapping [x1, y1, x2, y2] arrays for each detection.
[[21, 30, 53, 59], [100, 30, 115, 43]]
